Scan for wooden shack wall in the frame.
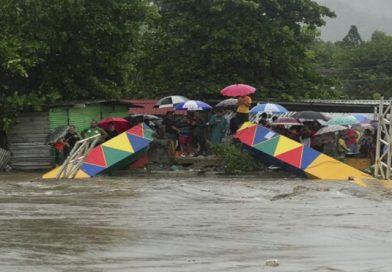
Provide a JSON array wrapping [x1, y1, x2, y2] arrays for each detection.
[[8, 112, 53, 170]]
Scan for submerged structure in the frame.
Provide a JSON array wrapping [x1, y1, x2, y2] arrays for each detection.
[[236, 123, 372, 181], [43, 123, 153, 179]]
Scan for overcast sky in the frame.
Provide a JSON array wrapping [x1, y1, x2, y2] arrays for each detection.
[[315, 0, 392, 41]]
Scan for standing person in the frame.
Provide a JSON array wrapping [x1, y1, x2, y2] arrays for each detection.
[[345, 128, 360, 154], [258, 112, 269, 127], [300, 126, 312, 147], [337, 131, 349, 158], [64, 125, 81, 157], [53, 139, 66, 165], [191, 112, 207, 156], [319, 132, 337, 157], [235, 95, 252, 128], [360, 129, 375, 163], [163, 111, 180, 159], [178, 114, 193, 157], [207, 109, 228, 144], [106, 122, 119, 140], [81, 120, 108, 143]]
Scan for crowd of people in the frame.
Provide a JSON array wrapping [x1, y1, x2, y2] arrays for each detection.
[[53, 120, 121, 164], [52, 94, 377, 166], [256, 116, 376, 163], [161, 110, 228, 158]]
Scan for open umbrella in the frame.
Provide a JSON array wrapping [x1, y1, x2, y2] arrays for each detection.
[[352, 114, 371, 124], [45, 125, 69, 145], [315, 125, 348, 136], [154, 96, 188, 109], [131, 114, 161, 121], [272, 117, 302, 126], [220, 84, 256, 97], [292, 111, 329, 122], [250, 103, 288, 114], [327, 116, 359, 126], [175, 100, 212, 111], [215, 98, 238, 109], [98, 117, 130, 133]]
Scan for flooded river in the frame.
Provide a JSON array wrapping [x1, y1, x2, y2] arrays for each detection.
[[0, 172, 392, 272]]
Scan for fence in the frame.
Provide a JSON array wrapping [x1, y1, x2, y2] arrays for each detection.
[[0, 148, 11, 170]]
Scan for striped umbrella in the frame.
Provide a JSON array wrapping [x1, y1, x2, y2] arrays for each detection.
[[154, 96, 188, 109], [327, 116, 359, 126], [175, 100, 212, 111], [250, 103, 288, 114]]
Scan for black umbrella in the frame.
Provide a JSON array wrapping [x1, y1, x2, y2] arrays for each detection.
[[292, 111, 330, 121], [215, 98, 238, 109]]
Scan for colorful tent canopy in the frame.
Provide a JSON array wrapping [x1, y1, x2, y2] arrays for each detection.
[[42, 123, 154, 179], [235, 123, 372, 181]]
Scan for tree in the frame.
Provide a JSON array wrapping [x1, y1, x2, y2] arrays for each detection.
[[136, 0, 335, 100], [342, 25, 362, 46], [314, 30, 392, 99], [0, 0, 152, 132]]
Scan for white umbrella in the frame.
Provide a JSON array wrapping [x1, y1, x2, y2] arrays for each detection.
[[315, 125, 348, 136]]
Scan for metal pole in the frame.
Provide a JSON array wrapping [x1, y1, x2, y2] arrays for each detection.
[[387, 101, 392, 179], [374, 98, 382, 177]]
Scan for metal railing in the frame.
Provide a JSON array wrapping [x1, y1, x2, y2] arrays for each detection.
[[374, 97, 392, 179], [56, 134, 100, 179]]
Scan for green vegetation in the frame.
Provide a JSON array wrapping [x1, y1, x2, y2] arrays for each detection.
[[2, 0, 392, 131], [211, 143, 257, 173], [312, 29, 392, 99], [0, 0, 152, 131]]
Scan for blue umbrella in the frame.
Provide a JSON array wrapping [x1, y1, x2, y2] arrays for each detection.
[[250, 103, 288, 114], [175, 100, 212, 111]]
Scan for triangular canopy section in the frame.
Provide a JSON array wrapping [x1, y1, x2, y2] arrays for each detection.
[[273, 136, 302, 156], [102, 146, 133, 167], [84, 146, 107, 167], [253, 136, 280, 156], [301, 147, 321, 170], [127, 125, 144, 137], [235, 125, 257, 146], [102, 133, 134, 154], [276, 146, 303, 168], [127, 134, 152, 153], [81, 163, 106, 177], [252, 126, 278, 146]]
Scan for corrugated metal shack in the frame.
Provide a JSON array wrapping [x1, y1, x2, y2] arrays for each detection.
[[7, 100, 137, 170]]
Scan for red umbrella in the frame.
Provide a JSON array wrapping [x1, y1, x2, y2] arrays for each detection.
[[220, 84, 256, 97], [98, 117, 131, 133]]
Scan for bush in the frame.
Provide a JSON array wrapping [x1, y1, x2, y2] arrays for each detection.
[[211, 142, 257, 174]]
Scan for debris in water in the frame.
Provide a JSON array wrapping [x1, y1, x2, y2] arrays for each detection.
[[265, 259, 279, 267]]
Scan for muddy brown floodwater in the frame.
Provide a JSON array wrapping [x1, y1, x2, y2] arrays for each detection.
[[0, 172, 392, 272]]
